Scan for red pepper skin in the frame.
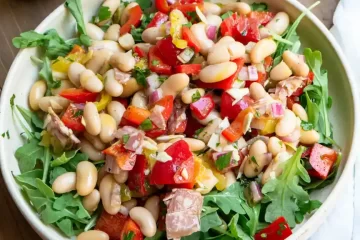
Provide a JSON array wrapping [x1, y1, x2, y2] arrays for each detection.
[[308, 143, 338, 179], [254, 217, 292, 240], [61, 104, 85, 132], [175, 64, 202, 75], [127, 155, 154, 197], [196, 58, 245, 90], [221, 93, 254, 121], [147, 12, 169, 28], [155, 0, 171, 13], [95, 211, 128, 240], [174, 119, 187, 134], [184, 112, 204, 137], [145, 128, 167, 138], [182, 27, 201, 53], [150, 140, 194, 185], [120, 5, 143, 35], [172, 2, 203, 14], [60, 88, 98, 103], [133, 46, 147, 58], [148, 46, 173, 75], [156, 37, 181, 66], [248, 11, 275, 25], [103, 142, 137, 171], [120, 219, 143, 240], [152, 95, 174, 121], [190, 95, 215, 120]]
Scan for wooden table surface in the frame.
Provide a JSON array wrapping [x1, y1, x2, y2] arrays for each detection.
[[0, 0, 339, 239]]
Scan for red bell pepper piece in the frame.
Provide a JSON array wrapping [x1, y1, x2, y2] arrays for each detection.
[[286, 96, 298, 110], [123, 106, 151, 126], [190, 95, 215, 120], [59, 88, 98, 103], [120, 5, 143, 35], [184, 112, 204, 137], [155, 0, 171, 13], [120, 219, 143, 240], [222, 107, 255, 143], [127, 155, 154, 197], [152, 95, 174, 121], [145, 128, 167, 138], [220, 13, 247, 39], [196, 58, 245, 90], [147, 11, 169, 28], [221, 93, 254, 121], [254, 217, 292, 240], [61, 104, 85, 132], [133, 46, 147, 58], [156, 37, 181, 66], [174, 119, 187, 134], [150, 140, 194, 185], [148, 46, 172, 75], [175, 64, 202, 75], [248, 11, 275, 25], [245, 71, 267, 88], [308, 143, 338, 180], [172, 2, 203, 14], [95, 211, 128, 240], [103, 142, 137, 171], [182, 26, 201, 53]]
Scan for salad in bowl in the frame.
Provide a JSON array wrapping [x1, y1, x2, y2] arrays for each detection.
[[6, 0, 343, 239]]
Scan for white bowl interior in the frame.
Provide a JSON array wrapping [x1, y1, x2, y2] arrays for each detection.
[[0, 0, 358, 239]]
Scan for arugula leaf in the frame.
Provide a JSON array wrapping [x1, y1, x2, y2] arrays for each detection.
[[131, 13, 154, 43], [16, 105, 43, 130], [56, 218, 75, 237], [51, 149, 79, 167], [140, 119, 153, 131], [93, 6, 111, 23], [53, 193, 90, 219], [228, 214, 252, 240], [132, 67, 151, 87], [301, 121, 314, 131], [251, 3, 268, 11], [262, 147, 311, 227], [221, 11, 233, 20], [62, 152, 89, 171], [49, 167, 67, 185], [192, 90, 201, 103], [145, 231, 166, 240], [200, 206, 222, 232], [14, 169, 44, 188], [40, 57, 61, 94], [36, 178, 55, 199], [295, 200, 322, 223], [214, 152, 232, 171], [15, 138, 45, 173]]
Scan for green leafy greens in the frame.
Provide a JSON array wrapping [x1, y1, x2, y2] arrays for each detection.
[[40, 57, 61, 94], [251, 3, 268, 12]]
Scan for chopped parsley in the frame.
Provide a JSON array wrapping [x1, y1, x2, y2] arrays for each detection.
[[132, 67, 151, 87], [92, 6, 111, 23], [123, 231, 135, 240], [250, 156, 259, 166], [194, 127, 204, 137], [251, 2, 268, 12], [152, 60, 160, 66], [10, 94, 15, 109], [191, 90, 201, 103], [123, 134, 130, 144], [1, 131, 10, 139], [300, 121, 314, 131], [183, 22, 192, 28], [159, 76, 167, 83], [221, 11, 233, 20], [215, 152, 232, 171], [73, 110, 83, 117], [139, 119, 153, 131]]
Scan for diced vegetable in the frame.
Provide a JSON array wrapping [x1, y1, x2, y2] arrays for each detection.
[[120, 5, 143, 35], [182, 26, 201, 53], [156, 37, 181, 66], [155, 0, 171, 13], [127, 155, 154, 197], [147, 12, 169, 28], [103, 142, 137, 171], [61, 104, 85, 132], [221, 92, 253, 121], [95, 211, 128, 240], [174, 64, 202, 75], [152, 95, 174, 121], [59, 88, 98, 103], [222, 107, 255, 142], [120, 218, 144, 240], [148, 46, 173, 75], [254, 216, 292, 240], [190, 95, 215, 120], [123, 106, 151, 126], [308, 143, 338, 179]]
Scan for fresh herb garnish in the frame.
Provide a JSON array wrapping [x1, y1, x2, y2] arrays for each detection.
[[221, 11, 233, 20], [131, 13, 155, 43], [123, 134, 130, 144], [51, 149, 79, 167], [158, 76, 167, 83], [194, 128, 204, 137], [215, 152, 232, 171], [2, 130, 10, 139], [132, 67, 151, 87], [191, 90, 201, 103], [183, 22, 193, 28], [300, 121, 314, 131], [39, 57, 61, 95], [73, 110, 83, 117], [92, 6, 111, 23], [251, 3, 268, 11], [250, 156, 259, 166], [152, 60, 160, 66], [140, 119, 153, 131], [123, 231, 135, 240]]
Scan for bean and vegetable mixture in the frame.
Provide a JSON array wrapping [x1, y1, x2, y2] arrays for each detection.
[[11, 0, 341, 239]]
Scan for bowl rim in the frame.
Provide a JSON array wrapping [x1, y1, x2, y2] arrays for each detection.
[[0, 0, 359, 239]]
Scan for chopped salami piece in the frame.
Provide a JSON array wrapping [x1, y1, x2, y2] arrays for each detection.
[[163, 189, 203, 239]]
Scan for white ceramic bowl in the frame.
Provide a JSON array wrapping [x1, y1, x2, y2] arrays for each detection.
[[0, 0, 359, 239]]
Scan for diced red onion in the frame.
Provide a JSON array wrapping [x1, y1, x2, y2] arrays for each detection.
[[280, 128, 301, 143], [248, 66, 259, 81], [149, 89, 163, 105], [119, 205, 129, 216], [73, 103, 85, 110], [271, 103, 284, 118], [238, 66, 249, 81], [105, 155, 122, 174], [250, 181, 263, 203], [206, 25, 217, 40], [167, 0, 176, 4], [114, 68, 131, 84], [268, 88, 276, 93], [246, 136, 269, 145], [146, 73, 161, 89]]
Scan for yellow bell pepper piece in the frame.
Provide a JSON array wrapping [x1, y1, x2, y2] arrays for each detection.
[[120, 184, 132, 202], [143, 149, 157, 169], [170, 10, 188, 49], [51, 47, 92, 73], [260, 119, 278, 135], [195, 156, 227, 191], [95, 92, 112, 112]]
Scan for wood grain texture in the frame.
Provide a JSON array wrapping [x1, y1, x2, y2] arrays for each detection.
[[0, 0, 338, 239]]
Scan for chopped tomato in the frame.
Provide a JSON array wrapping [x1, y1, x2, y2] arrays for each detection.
[[152, 95, 174, 121], [133, 46, 147, 58], [148, 46, 172, 75], [221, 93, 254, 121], [120, 219, 143, 240], [222, 107, 255, 142], [150, 140, 194, 185], [59, 88, 98, 103], [286, 96, 298, 110], [182, 26, 201, 53], [196, 58, 245, 90], [156, 37, 181, 66], [174, 119, 187, 134], [254, 217, 292, 240], [123, 106, 151, 126], [120, 5, 143, 35], [245, 71, 267, 88], [291, 71, 315, 97], [308, 143, 338, 179], [147, 11, 169, 28], [155, 0, 171, 13], [127, 155, 154, 197], [220, 13, 248, 42], [145, 128, 167, 138], [61, 104, 85, 132], [175, 64, 202, 75], [95, 211, 128, 240], [190, 95, 215, 120], [103, 142, 137, 171], [184, 112, 204, 137], [249, 11, 275, 25]]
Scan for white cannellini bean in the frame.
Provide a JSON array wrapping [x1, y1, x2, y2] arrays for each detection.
[[292, 103, 308, 121], [144, 196, 160, 222], [267, 137, 286, 157], [275, 109, 297, 137], [38, 96, 69, 113], [80, 139, 105, 161], [282, 50, 310, 77], [99, 113, 117, 143], [51, 80, 75, 96], [265, 12, 290, 36], [160, 73, 190, 97], [190, 23, 214, 55], [198, 117, 222, 143], [203, 2, 221, 15], [77, 230, 109, 240], [207, 45, 231, 65], [133, 43, 153, 54], [206, 15, 222, 29], [181, 88, 205, 104], [199, 62, 237, 83], [80, 70, 104, 93], [227, 41, 246, 60], [113, 170, 129, 184], [270, 61, 292, 81], [129, 207, 157, 237], [76, 161, 98, 196], [52, 172, 76, 194], [90, 40, 124, 54], [300, 129, 320, 145], [104, 69, 123, 97], [107, 101, 126, 126], [29, 80, 47, 111], [99, 174, 122, 215], [86, 49, 113, 74], [83, 102, 101, 136], [250, 39, 277, 64], [118, 33, 135, 51], [244, 140, 268, 178], [131, 90, 148, 109], [68, 62, 86, 87], [120, 78, 142, 97], [82, 189, 101, 212], [141, 27, 166, 45], [104, 24, 121, 41], [86, 23, 105, 40], [98, 0, 121, 26], [249, 82, 267, 101], [109, 52, 136, 72], [197, 110, 221, 125], [183, 138, 206, 152], [221, 2, 251, 15], [84, 131, 107, 151]]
